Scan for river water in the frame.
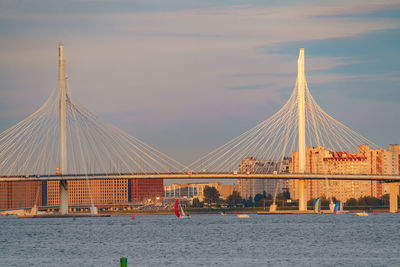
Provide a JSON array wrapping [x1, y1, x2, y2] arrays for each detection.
[[1, 213, 400, 266]]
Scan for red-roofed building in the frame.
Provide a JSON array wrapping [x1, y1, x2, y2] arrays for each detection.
[[290, 145, 394, 202]]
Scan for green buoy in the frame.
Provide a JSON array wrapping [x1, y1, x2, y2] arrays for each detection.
[[120, 257, 127, 267]]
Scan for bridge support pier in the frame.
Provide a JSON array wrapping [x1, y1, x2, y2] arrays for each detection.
[[389, 183, 399, 213], [298, 179, 307, 211], [269, 203, 277, 212], [59, 180, 68, 214]]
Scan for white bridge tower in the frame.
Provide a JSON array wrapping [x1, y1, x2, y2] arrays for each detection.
[[297, 48, 307, 211], [58, 43, 68, 214]]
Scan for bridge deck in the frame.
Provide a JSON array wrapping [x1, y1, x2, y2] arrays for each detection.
[[1, 173, 400, 182]]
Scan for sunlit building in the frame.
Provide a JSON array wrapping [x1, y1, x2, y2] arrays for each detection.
[[390, 144, 400, 174], [46, 179, 128, 206], [289, 145, 398, 202], [164, 182, 237, 201], [237, 157, 289, 200], [0, 178, 163, 210], [46, 178, 163, 206], [0, 181, 43, 210]]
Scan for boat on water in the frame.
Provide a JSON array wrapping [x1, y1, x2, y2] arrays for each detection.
[[356, 212, 369, 216], [175, 199, 191, 219], [333, 201, 348, 214], [220, 211, 226, 216], [17, 205, 41, 218], [234, 209, 249, 218], [1, 209, 30, 217], [314, 197, 321, 213]]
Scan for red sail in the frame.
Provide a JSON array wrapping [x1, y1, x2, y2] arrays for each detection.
[[174, 199, 181, 218]]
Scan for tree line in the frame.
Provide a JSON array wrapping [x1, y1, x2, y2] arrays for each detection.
[[191, 185, 290, 208], [307, 194, 390, 207], [191, 186, 392, 208]]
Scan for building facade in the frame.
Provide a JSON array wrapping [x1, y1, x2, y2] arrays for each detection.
[[237, 157, 289, 200], [289, 145, 400, 202], [390, 144, 400, 175], [164, 182, 237, 201], [0, 181, 42, 210], [1, 178, 163, 210]]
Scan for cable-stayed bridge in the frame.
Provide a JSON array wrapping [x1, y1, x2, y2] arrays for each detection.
[[1, 44, 399, 214], [2, 172, 400, 182]]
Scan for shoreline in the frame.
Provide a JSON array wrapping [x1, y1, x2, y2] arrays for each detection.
[[2, 207, 393, 217], [99, 208, 391, 216]]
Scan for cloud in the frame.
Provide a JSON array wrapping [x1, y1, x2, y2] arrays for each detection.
[[227, 83, 272, 91], [266, 28, 400, 96]]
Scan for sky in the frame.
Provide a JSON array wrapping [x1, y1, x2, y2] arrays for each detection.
[[0, 0, 400, 166]]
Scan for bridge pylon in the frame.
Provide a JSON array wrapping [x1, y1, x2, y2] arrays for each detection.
[[297, 48, 307, 211], [58, 43, 68, 215]]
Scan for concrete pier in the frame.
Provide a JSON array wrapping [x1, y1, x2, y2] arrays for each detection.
[[59, 180, 68, 215], [298, 179, 307, 211], [389, 183, 399, 213]]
